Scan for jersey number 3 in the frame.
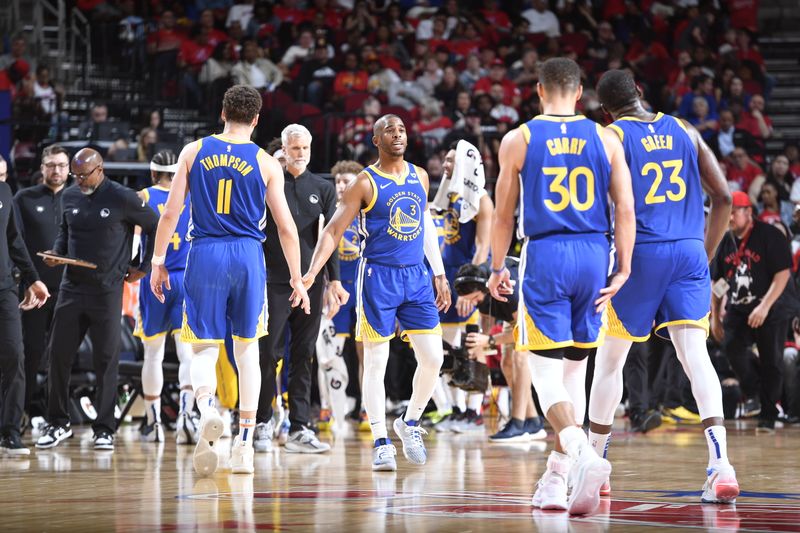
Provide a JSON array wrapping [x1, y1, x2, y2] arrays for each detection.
[[543, 166, 595, 212], [643, 160, 685, 204], [216, 179, 233, 214]]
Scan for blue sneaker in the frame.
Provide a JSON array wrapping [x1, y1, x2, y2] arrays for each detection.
[[489, 418, 530, 443], [525, 417, 547, 440], [393, 418, 428, 465]]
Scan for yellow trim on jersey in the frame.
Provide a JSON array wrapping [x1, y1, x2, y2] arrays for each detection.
[[401, 325, 443, 342], [368, 163, 409, 185], [605, 302, 650, 342], [133, 329, 167, 341], [356, 316, 394, 343], [654, 314, 710, 340], [196, 138, 203, 151], [335, 333, 351, 338], [216, 344, 238, 409], [231, 332, 269, 342], [533, 114, 586, 123], [141, 188, 150, 204], [573, 337, 604, 349], [519, 123, 531, 144], [152, 185, 170, 192], [180, 312, 224, 344], [440, 309, 481, 328], [671, 115, 689, 132], [514, 307, 572, 351], [212, 133, 252, 145], [363, 173, 378, 213], [617, 112, 664, 123], [608, 124, 624, 142]]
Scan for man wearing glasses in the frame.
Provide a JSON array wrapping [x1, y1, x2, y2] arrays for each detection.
[[13, 145, 69, 426], [36, 147, 158, 451]]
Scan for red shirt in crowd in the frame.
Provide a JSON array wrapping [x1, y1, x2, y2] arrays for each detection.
[[274, 5, 309, 25], [727, 0, 759, 32], [726, 161, 763, 192], [333, 70, 369, 97], [737, 111, 773, 139], [179, 40, 214, 72], [481, 10, 511, 32], [758, 209, 782, 226], [206, 29, 229, 49], [147, 28, 185, 53], [473, 77, 520, 106], [416, 116, 453, 135]]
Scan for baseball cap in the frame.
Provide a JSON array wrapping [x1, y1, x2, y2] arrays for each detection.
[[732, 191, 751, 208], [490, 58, 505, 68]]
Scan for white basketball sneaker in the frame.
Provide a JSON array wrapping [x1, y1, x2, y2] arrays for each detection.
[[230, 436, 255, 475], [701, 464, 739, 504], [193, 410, 225, 476], [567, 445, 612, 515], [532, 451, 570, 511]]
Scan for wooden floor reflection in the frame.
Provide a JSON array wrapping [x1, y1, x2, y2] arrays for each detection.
[[1, 418, 799, 532]]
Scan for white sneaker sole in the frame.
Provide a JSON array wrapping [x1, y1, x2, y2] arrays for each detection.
[[489, 432, 531, 443], [568, 457, 612, 515], [193, 413, 225, 476], [284, 443, 330, 454], [372, 461, 397, 472], [35, 429, 73, 449], [3, 447, 31, 456], [231, 454, 255, 475], [253, 441, 273, 453]]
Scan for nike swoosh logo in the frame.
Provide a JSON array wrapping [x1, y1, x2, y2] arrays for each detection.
[[380, 183, 391, 189]]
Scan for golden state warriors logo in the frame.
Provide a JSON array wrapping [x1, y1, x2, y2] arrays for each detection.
[[387, 192, 422, 241], [443, 207, 461, 245], [339, 223, 360, 262]]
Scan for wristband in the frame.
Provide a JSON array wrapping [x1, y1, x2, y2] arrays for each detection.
[[152, 254, 166, 266], [491, 265, 507, 275]]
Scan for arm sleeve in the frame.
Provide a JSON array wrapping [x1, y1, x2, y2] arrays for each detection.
[[7, 202, 40, 286], [423, 210, 445, 276], [123, 189, 159, 272], [322, 181, 341, 282]]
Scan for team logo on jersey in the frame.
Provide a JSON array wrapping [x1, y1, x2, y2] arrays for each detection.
[[100, 208, 110, 218], [36, 205, 44, 213], [443, 208, 461, 245], [338, 224, 360, 261], [309, 194, 320, 204], [387, 192, 422, 241]]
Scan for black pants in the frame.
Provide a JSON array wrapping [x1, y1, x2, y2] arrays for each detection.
[[723, 308, 786, 421], [0, 288, 25, 436], [47, 288, 122, 434], [21, 291, 57, 416], [257, 282, 324, 430]]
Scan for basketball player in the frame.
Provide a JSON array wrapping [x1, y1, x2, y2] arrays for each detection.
[[435, 144, 493, 434], [588, 70, 738, 503], [299, 114, 451, 471], [150, 85, 310, 475], [135, 150, 197, 444], [488, 58, 636, 515]]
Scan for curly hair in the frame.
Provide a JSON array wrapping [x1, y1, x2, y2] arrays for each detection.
[[596, 69, 639, 114], [539, 57, 582, 95], [330, 160, 362, 177], [223, 85, 262, 125]]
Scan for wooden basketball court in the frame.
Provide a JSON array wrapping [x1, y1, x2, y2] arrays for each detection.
[[2, 418, 798, 532]]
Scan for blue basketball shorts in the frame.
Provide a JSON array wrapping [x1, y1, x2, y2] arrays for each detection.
[[607, 239, 710, 341], [516, 234, 610, 353], [332, 279, 357, 336], [135, 269, 185, 339], [181, 237, 268, 343], [355, 260, 442, 342]]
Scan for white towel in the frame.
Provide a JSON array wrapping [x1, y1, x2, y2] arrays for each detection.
[[449, 140, 486, 223]]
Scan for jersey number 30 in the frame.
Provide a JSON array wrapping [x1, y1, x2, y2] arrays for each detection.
[[543, 166, 595, 212], [643, 160, 685, 204], [216, 179, 233, 214]]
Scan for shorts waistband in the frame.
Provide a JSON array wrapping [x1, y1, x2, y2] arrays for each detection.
[[526, 232, 609, 243], [190, 235, 263, 245], [364, 259, 424, 269]]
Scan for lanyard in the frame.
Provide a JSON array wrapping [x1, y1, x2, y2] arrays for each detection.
[[732, 224, 754, 268]]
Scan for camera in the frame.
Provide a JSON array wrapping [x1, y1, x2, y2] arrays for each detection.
[[442, 324, 490, 392]]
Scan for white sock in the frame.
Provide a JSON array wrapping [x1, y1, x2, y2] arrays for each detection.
[[496, 387, 510, 418], [239, 417, 256, 447], [589, 336, 632, 426], [704, 425, 729, 470], [405, 333, 445, 422], [232, 340, 261, 413], [669, 325, 724, 421], [190, 343, 219, 418], [559, 425, 589, 460], [452, 386, 467, 412], [362, 340, 391, 440], [588, 430, 611, 459], [467, 392, 484, 414], [179, 389, 195, 415]]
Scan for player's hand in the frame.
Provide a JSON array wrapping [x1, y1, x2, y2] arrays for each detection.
[[487, 266, 512, 302], [149, 264, 171, 304], [290, 277, 311, 314], [125, 266, 146, 284], [301, 272, 315, 290], [324, 285, 341, 320], [711, 318, 724, 343], [456, 296, 474, 318], [595, 271, 629, 313], [19, 281, 50, 310], [434, 274, 451, 312], [329, 280, 350, 306], [465, 332, 489, 349], [747, 302, 770, 328], [41, 250, 64, 267]]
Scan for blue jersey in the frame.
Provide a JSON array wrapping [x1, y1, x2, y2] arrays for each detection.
[[359, 162, 426, 265], [338, 217, 361, 283], [187, 134, 267, 241], [142, 185, 191, 271], [518, 115, 611, 240], [608, 112, 704, 244], [441, 193, 477, 267]]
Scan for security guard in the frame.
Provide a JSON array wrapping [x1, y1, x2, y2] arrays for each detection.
[[36, 148, 158, 452], [13, 144, 69, 420]]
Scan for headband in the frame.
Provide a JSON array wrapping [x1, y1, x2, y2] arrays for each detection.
[[150, 162, 178, 173]]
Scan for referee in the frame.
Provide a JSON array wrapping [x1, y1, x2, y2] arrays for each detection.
[[36, 148, 158, 451], [255, 124, 348, 453], [0, 179, 50, 455], [14, 144, 69, 421]]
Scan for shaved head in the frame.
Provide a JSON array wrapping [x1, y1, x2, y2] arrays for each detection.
[[71, 147, 105, 194], [72, 147, 103, 171], [373, 114, 402, 136]]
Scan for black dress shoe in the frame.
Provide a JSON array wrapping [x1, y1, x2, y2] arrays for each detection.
[[630, 410, 662, 433]]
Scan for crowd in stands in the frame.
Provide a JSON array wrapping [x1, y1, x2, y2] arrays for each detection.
[[2, 0, 800, 429]]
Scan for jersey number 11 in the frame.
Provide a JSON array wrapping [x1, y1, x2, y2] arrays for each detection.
[[216, 179, 233, 214]]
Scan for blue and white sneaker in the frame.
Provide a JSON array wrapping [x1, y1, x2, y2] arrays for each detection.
[[372, 439, 397, 471], [392, 418, 428, 465], [525, 417, 547, 440], [489, 418, 530, 443]]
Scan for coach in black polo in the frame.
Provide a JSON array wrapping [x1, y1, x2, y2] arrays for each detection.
[[36, 148, 158, 451]]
